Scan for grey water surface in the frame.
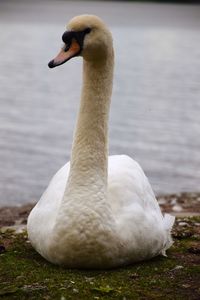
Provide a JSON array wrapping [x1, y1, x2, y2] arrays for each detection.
[[0, 1, 200, 206]]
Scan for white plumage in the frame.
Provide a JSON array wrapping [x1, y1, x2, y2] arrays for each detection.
[[27, 15, 175, 269]]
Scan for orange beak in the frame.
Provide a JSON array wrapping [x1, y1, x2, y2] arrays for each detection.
[[48, 38, 81, 68]]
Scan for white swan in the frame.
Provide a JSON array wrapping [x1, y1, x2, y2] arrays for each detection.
[[27, 15, 175, 269]]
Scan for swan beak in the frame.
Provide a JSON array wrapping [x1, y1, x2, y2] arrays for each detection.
[[48, 39, 80, 68]]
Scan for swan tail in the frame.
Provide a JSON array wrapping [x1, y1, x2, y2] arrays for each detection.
[[161, 213, 175, 256]]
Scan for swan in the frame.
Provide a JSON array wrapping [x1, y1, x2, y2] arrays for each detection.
[[27, 14, 175, 269]]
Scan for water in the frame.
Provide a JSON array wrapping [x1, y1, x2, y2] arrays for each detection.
[[0, 1, 200, 206]]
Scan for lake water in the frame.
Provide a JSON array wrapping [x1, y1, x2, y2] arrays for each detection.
[[0, 1, 200, 206]]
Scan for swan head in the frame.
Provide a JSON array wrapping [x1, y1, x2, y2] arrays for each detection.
[[48, 15, 113, 68]]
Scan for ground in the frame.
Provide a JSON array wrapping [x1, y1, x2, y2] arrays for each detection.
[[0, 193, 200, 300]]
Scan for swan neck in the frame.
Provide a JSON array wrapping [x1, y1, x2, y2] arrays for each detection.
[[65, 52, 114, 199]]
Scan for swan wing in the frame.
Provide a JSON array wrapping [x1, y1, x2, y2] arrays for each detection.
[[28, 162, 70, 236], [108, 155, 160, 214], [107, 155, 175, 258]]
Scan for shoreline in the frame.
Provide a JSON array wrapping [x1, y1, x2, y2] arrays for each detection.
[[0, 192, 200, 228]]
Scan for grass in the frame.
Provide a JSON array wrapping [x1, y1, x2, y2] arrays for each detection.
[[0, 217, 200, 300]]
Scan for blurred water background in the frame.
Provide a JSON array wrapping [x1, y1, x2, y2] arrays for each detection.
[[0, 0, 200, 206]]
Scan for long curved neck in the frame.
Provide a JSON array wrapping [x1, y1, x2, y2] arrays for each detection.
[[63, 50, 114, 204]]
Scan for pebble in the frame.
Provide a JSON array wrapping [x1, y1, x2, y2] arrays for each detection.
[[178, 222, 188, 227], [172, 265, 184, 271], [182, 284, 191, 288], [194, 223, 200, 226], [171, 198, 177, 205], [0, 225, 26, 234], [158, 198, 166, 205], [172, 205, 183, 212], [85, 276, 95, 283]]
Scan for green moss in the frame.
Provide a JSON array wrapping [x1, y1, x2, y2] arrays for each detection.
[[0, 217, 200, 300]]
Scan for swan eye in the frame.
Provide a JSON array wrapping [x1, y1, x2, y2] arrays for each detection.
[[84, 27, 91, 34]]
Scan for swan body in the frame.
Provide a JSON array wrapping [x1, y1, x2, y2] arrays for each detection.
[[27, 15, 175, 269]]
